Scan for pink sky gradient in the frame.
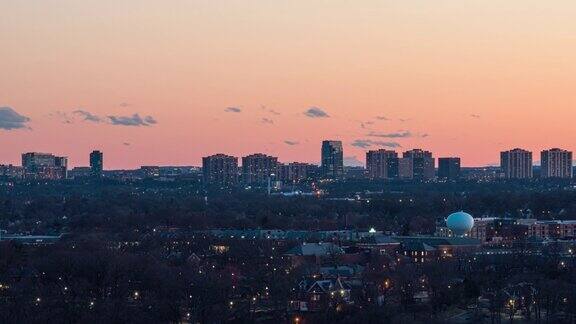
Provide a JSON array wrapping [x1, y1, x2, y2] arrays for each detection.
[[1, 1, 576, 168]]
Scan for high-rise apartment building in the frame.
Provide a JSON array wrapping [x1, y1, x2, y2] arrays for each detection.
[[55, 156, 68, 179], [399, 149, 435, 180], [0, 165, 24, 179], [202, 154, 239, 187], [90, 150, 104, 177], [22, 153, 56, 169], [438, 157, 461, 180], [366, 149, 399, 179], [398, 158, 413, 180], [500, 148, 533, 179], [279, 162, 319, 183], [321, 140, 344, 180], [541, 148, 572, 178], [242, 153, 278, 184], [21, 152, 68, 180]]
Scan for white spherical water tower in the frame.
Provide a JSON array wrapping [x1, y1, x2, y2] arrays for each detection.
[[446, 211, 474, 236]]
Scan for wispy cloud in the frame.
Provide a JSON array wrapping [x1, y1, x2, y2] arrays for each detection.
[[50, 111, 73, 124], [225, 107, 242, 113], [74, 110, 104, 123], [367, 130, 412, 138], [284, 140, 299, 146], [261, 105, 281, 115], [57, 109, 158, 127], [360, 121, 374, 129], [304, 107, 329, 118], [351, 139, 401, 149], [144, 116, 157, 124], [108, 114, 157, 126], [0, 107, 30, 130]]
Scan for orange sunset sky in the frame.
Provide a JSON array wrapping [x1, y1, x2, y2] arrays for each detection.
[[1, 0, 575, 169]]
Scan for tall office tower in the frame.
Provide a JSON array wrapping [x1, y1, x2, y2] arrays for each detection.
[[541, 148, 573, 178], [279, 162, 318, 183], [90, 150, 104, 177], [21, 152, 68, 180], [400, 149, 435, 180], [202, 154, 239, 187], [500, 148, 533, 179], [366, 149, 399, 179], [321, 140, 344, 179], [438, 157, 461, 180], [242, 153, 278, 184]]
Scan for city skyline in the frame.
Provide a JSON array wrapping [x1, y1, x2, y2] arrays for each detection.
[[5, 145, 574, 171], [2, 1, 576, 168]]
